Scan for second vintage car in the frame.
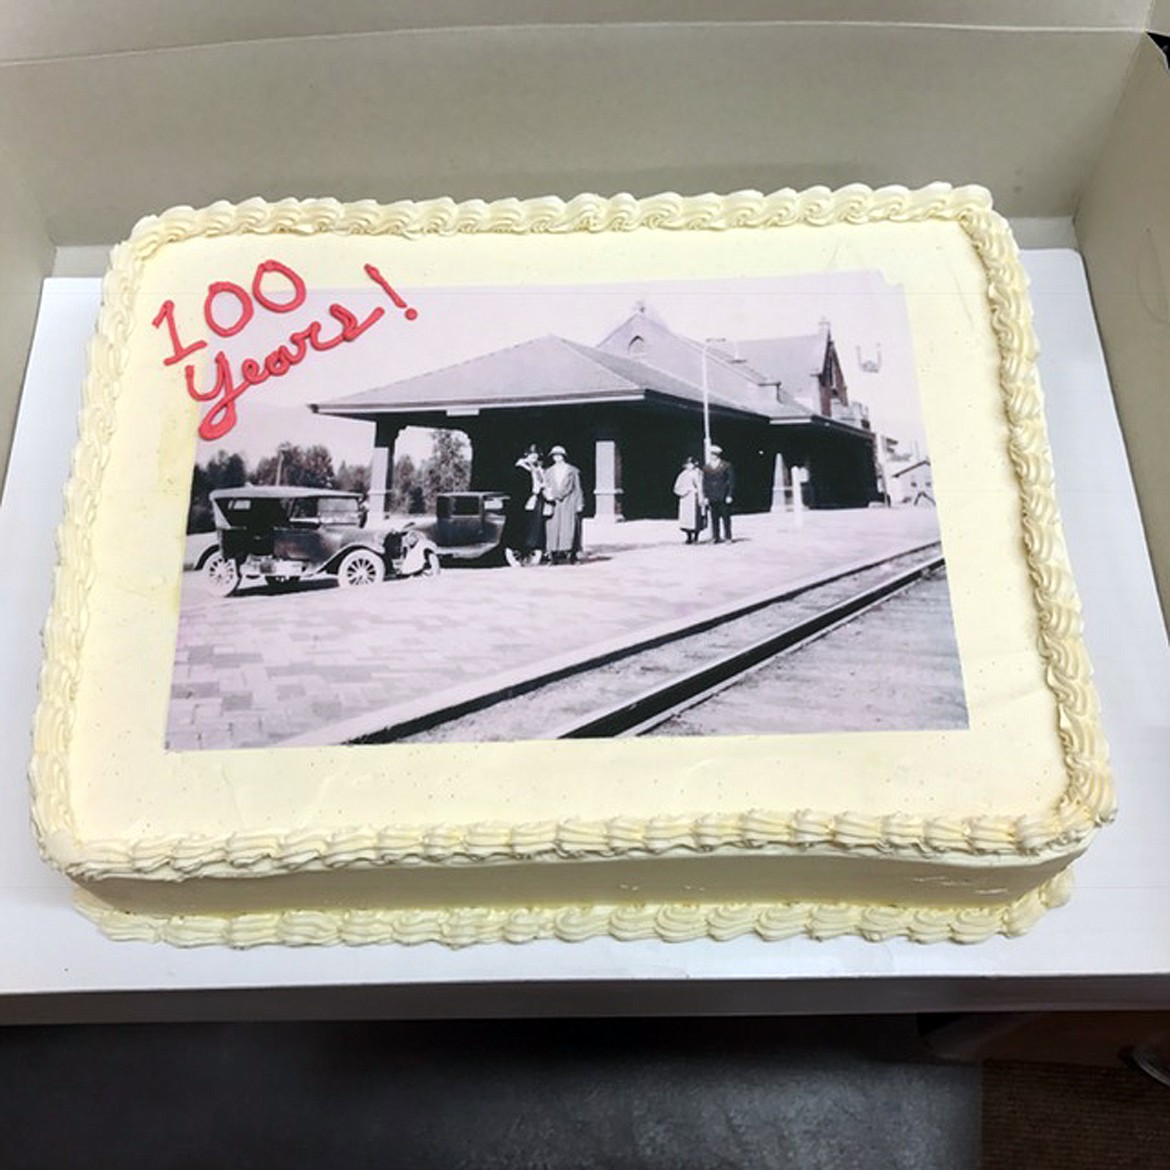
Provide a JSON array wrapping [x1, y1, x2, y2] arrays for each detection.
[[205, 487, 441, 596], [401, 491, 513, 565]]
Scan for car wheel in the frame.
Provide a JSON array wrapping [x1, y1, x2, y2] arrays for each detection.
[[195, 546, 218, 571], [204, 551, 239, 597], [420, 549, 442, 578], [504, 547, 543, 568], [337, 548, 385, 587]]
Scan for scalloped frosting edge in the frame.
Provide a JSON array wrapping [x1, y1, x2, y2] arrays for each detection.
[[74, 867, 1075, 948], [31, 184, 1114, 886]]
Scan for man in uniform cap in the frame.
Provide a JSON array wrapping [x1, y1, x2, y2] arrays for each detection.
[[701, 444, 735, 543]]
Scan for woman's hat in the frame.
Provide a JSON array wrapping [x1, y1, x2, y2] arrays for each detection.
[[549, 444, 567, 456]]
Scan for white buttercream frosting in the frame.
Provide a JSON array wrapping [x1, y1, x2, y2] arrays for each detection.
[[29, 185, 1113, 946], [74, 869, 1075, 948]]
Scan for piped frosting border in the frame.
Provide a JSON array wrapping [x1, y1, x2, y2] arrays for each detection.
[[30, 185, 1115, 885], [75, 868, 1075, 948]]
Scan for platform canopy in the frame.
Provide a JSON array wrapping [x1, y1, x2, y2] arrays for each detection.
[[311, 304, 878, 519], [313, 332, 761, 422]]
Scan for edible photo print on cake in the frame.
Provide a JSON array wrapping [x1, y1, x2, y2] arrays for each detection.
[[166, 267, 968, 750]]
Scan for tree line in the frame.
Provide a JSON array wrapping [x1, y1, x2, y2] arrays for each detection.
[[187, 432, 471, 532]]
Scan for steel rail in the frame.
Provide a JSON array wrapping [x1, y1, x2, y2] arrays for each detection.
[[347, 542, 941, 744], [552, 555, 945, 739]]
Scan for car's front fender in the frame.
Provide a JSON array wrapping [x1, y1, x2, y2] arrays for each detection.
[[399, 535, 439, 576], [321, 540, 385, 577]]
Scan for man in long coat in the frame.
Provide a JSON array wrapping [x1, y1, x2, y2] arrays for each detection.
[[702, 444, 736, 543], [543, 445, 585, 563]]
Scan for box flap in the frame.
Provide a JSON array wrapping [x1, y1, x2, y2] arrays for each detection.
[[0, 140, 53, 494], [1076, 35, 1170, 625], [0, 2, 1154, 62], [0, 21, 1143, 243]]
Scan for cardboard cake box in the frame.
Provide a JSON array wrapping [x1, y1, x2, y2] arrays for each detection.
[[0, 2, 1167, 616], [0, 4, 1168, 1009]]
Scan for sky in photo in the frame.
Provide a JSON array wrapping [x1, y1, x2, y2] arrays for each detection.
[[189, 269, 925, 472]]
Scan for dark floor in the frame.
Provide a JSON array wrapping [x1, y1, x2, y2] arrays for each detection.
[[1, 1016, 977, 1170], [983, 1059, 1170, 1170], [1, 1016, 1166, 1169]]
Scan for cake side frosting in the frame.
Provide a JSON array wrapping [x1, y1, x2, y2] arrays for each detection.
[[75, 867, 1075, 948], [28, 185, 1114, 943]]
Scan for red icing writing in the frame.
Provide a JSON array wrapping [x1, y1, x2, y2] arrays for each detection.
[[185, 303, 385, 441], [204, 280, 253, 338], [158, 260, 416, 442], [252, 259, 307, 314], [365, 264, 418, 321], [152, 299, 208, 366]]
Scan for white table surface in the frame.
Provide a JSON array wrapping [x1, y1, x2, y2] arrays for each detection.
[[2, 252, 1168, 1022]]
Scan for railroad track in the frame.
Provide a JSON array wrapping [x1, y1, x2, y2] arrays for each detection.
[[389, 544, 949, 744], [552, 553, 945, 738]]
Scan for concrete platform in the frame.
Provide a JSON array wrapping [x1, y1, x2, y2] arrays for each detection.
[[168, 507, 945, 750]]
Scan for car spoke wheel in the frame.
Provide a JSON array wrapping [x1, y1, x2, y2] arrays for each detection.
[[504, 547, 543, 568], [205, 551, 239, 597], [337, 548, 385, 587]]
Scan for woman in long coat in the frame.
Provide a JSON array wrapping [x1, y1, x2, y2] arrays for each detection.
[[673, 456, 704, 544], [502, 445, 546, 562], [543, 445, 584, 563]]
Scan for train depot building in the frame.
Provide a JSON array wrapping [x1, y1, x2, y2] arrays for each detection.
[[314, 303, 880, 521]]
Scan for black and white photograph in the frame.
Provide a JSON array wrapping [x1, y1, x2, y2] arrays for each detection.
[[168, 268, 968, 751]]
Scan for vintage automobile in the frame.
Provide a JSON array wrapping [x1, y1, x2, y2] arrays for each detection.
[[395, 490, 551, 567], [183, 530, 220, 571], [401, 491, 515, 566], [205, 487, 441, 597]]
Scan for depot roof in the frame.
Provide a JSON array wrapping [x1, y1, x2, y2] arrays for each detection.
[[312, 333, 764, 420]]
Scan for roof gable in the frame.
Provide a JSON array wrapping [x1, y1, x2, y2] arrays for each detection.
[[595, 304, 801, 414], [735, 332, 828, 401], [315, 334, 644, 415], [559, 339, 751, 414], [313, 306, 833, 426]]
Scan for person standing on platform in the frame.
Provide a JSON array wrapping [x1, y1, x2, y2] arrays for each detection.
[[673, 456, 704, 544], [544, 444, 585, 564], [502, 444, 546, 565], [702, 444, 736, 543]]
